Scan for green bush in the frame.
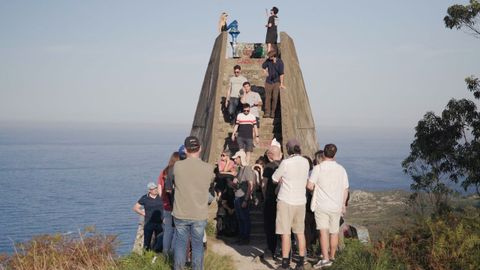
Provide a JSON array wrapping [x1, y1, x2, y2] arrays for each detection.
[[116, 251, 171, 270], [387, 207, 480, 270], [330, 240, 404, 270]]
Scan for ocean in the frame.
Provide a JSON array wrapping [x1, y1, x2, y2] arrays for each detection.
[[0, 123, 414, 255]]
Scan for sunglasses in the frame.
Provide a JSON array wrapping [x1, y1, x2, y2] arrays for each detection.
[[243, 110, 250, 112], [221, 154, 226, 157]]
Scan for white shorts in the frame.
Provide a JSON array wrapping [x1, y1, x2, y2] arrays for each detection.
[[314, 208, 341, 234]]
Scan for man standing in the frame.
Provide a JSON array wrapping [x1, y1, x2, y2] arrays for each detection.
[[231, 103, 259, 164], [272, 139, 310, 270], [225, 65, 248, 124], [232, 150, 255, 244], [172, 136, 215, 270], [240, 81, 263, 128], [307, 144, 349, 269], [261, 144, 282, 260], [262, 50, 285, 118]]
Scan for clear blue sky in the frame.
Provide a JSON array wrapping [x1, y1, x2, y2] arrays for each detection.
[[0, 0, 478, 129]]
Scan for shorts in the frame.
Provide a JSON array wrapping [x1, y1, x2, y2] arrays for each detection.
[[237, 137, 253, 152], [314, 208, 341, 234], [275, 200, 305, 234]]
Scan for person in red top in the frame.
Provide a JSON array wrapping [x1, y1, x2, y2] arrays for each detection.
[[158, 151, 180, 255]]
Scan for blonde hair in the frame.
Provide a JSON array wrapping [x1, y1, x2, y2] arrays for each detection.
[[218, 12, 228, 33]]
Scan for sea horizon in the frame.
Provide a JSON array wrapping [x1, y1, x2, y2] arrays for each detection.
[[0, 122, 416, 255]]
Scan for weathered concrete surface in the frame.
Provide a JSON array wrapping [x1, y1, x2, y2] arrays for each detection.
[[279, 32, 319, 158], [190, 32, 228, 163]]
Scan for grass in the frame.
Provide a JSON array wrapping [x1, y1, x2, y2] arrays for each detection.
[[0, 227, 235, 270]]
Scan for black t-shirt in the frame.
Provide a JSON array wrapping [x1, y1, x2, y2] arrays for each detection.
[[138, 194, 163, 224], [263, 160, 281, 201]]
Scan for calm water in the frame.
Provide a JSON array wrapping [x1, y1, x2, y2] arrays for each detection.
[[0, 124, 413, 254]]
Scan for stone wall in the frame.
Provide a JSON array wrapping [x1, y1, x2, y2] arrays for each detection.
[[279, 32, 319, 158]]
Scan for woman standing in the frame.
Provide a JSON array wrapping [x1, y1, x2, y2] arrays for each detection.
[[265, 7, 279, 54], [133, 182, 163, 251], [218, 12, 229, 33], [158, 152, 180, 255]]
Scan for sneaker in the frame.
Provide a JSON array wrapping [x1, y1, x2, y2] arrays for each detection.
[[313, 259, 332, 269]]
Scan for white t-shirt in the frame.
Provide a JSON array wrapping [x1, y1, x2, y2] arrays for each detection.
[[308, 160, 349, 213], [229, 75, 247, 98], [243, 91, 262, 118], [272, 155, 310, 205]]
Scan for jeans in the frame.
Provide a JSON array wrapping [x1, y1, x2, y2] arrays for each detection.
[[228, 97, 240, 120], [163, 210, 176, 255], [234, 196, 251, 239], [144, 222, 162, 251], [173, 217, 207, 270]]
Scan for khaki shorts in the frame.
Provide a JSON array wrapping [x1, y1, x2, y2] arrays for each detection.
[[275, 200, 306, 234], [314, 209, 341, 234]]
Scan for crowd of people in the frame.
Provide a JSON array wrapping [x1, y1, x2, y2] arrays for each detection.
[[132, 6, 349, 270], [134, 135, 349, 270]]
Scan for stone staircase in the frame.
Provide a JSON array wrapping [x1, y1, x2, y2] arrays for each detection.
[[214, 47, 283, 240]]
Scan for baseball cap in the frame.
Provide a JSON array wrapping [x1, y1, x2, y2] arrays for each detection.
[[147, 182, 157, 190], [232, 150, 248, 166], [184, 136, 200, 151]]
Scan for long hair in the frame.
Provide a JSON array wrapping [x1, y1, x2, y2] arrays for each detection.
[[164, 152, 180, 172], [218, 12, 228, 33]]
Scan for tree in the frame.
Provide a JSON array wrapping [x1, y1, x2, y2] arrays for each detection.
[[444, 0, 480, 37]]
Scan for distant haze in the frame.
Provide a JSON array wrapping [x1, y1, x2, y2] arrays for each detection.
[[0, 1, 479, 129]]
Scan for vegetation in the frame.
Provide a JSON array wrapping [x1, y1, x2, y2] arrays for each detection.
[[444, 0, 480, 37], [333, 207, 480, 270], [0, 227, 234, 270]]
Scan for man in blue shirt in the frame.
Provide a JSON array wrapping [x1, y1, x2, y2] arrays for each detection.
[[262, 50, 285, 118]]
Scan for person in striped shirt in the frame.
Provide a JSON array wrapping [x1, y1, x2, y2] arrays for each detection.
[[231, 103, 259, 164]]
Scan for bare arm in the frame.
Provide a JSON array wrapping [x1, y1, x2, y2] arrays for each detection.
[[231, 124, 239, 141], [342, 188, 349, 214], [280, 74, 285, 89], [306, 181, 315, 191], [133, 203, 145, 217]]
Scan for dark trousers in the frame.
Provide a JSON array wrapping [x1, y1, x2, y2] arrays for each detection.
[[264, 82, 280, 117], [264, 198, 277, 254], [305, 211, 317, 251], [234, 196, 251, 239], [144, 222, 163, 251]]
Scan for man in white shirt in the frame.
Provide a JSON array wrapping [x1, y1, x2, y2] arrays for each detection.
[[240, 81, 262, 128], [225, 65, 248, 124], [272, 139, 310, 270], [307, 144, 349, 269]]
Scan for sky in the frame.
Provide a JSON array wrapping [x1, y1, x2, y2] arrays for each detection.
[[0, 0, 479, 130]]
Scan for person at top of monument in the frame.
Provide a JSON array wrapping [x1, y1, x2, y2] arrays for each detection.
[[265, 6, 279, 54], [240, 81, 263, 128], [231, 103, 259, 164], [225, 65, 248, 125], [218, 12, 229, 32], [262, 50, 285, 119]]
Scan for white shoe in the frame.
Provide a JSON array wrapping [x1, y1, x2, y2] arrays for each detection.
[[313, 259, 332, 269]]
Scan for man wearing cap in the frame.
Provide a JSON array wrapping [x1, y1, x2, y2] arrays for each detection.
[[262, 50, 285, 118], [231, 103, 259, 164], [172, 136, 215, 270], [133, 182, 163, 252], [231, 150, 255, 244], [307, 144, 349, 269], [272, 139, 310, 270]]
